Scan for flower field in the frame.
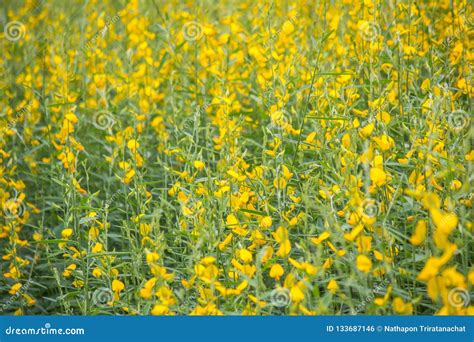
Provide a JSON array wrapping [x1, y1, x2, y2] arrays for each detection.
[[0, 0, 473, 316]]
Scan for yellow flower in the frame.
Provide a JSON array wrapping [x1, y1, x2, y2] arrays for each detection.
[[9, 283, 23, 295], [375, 111, 391, 124], [193, 160, 205, 170], [112, 279, 125, 300], [63, 264, 76, 277], [269, 263, 284, 280], [327, 279, 339, 294], [370, 167, 387, 186], [373, 135, 394, 151], [127, 139, 139, 153], [23, 293, 36, 306], [344, 224, 364, 241], [417, 257, 441, 282], [410, 220, 427, 246], [282, 165, 293, 180], [182, 205, 193, 216], [290, 285, 305, 303], [226, 214, 239, 227], [238, 248, 252, 263], [151, 304, 170, 315], [359, 123, 374, 139], [431, 208, 458, 234], [200, 256, 216, 265], [392, 297, 413, 315], [273, 177, 287, 189], [311, 231, 331, 245], [356, 255, 372, 273], [273, 226, 291, 257], [374, 285, 392, 306], [123, 168, 136, 184], [140, 223, 152, 236], [146, 252, 160, 264], [421, 79, 430, 92], [227, 169, 246, 182], [91, 242, 103, 253], [92, 267, 102, 278], [282, 20, 295, 35], [218, 233, 233, 251], [61, 228, 73, 239], [260, 216, 273, 228], [140, 277, 157, 299]]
